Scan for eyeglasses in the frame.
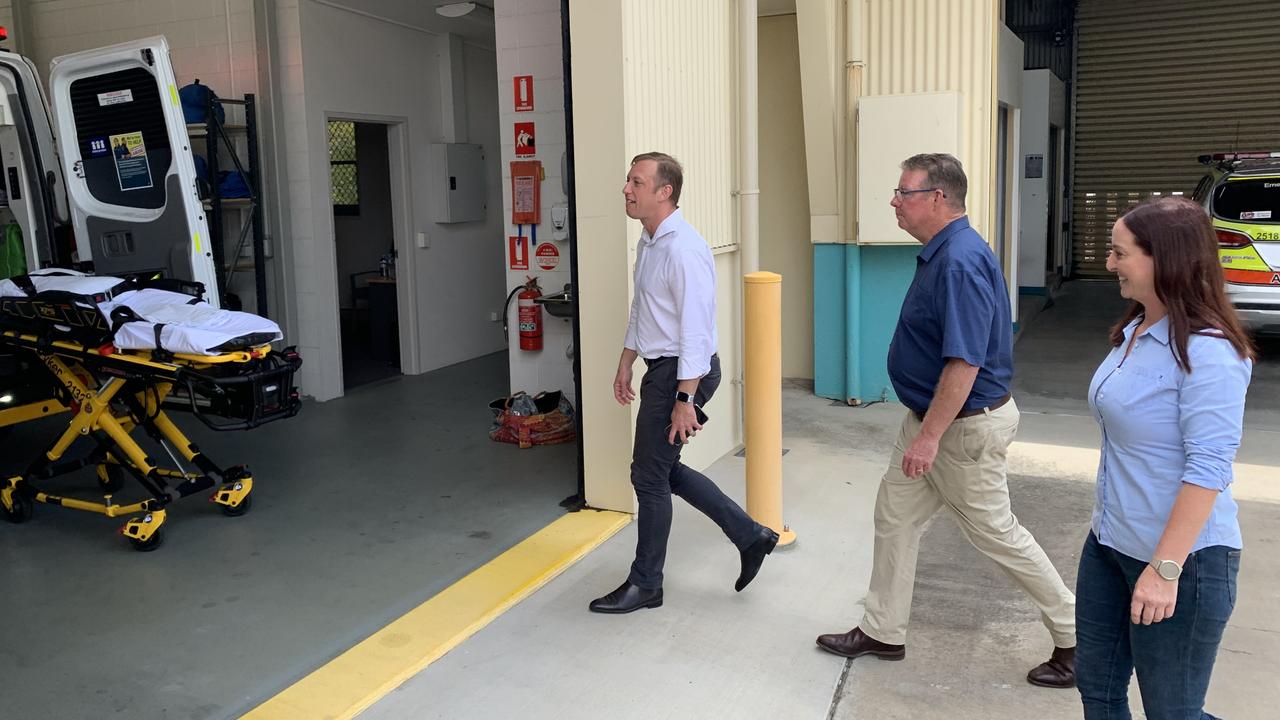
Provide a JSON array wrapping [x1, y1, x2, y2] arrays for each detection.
[[892, 187, 941, 199]]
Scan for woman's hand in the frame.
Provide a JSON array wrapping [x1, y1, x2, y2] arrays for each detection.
[[1131, 565, 1178, 625]]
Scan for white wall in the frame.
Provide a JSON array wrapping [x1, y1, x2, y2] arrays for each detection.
[[22, 0, 257, 112], [287, 0, 505, 401], [495, 0, 573, 404], [1018, 68, 1067, 289]]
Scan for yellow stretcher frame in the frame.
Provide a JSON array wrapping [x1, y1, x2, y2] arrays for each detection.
[[0, 329, 289, 551]]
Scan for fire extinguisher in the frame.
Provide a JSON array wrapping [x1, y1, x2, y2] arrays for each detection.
[[504, 276, 543, 351]]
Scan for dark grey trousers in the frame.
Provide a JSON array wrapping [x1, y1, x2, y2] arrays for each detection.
[[627, 355, 758, 589]]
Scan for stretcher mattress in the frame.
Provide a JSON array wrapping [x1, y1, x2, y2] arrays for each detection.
[[1, 269, 281, 355]]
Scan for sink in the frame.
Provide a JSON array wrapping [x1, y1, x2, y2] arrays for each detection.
[[534, 283, 575, 319]]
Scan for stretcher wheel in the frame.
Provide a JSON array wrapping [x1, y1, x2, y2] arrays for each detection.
[[3, 491, 33, 524], [128, 527, 164, 552], [220, 491, 252, 517], [97, 465, 126, 494]]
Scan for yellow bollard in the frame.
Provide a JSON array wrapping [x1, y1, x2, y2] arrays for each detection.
[[743, 272, 796, 547]]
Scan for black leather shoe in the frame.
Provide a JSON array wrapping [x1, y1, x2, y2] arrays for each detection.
[[588, 581, 663, 614], [735, 525, 780, 592], [815, 627, 906, 661], [1027, 646, 1075, 689]]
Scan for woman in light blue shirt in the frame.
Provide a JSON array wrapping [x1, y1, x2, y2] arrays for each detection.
[[1076, 197, 1255, 720]]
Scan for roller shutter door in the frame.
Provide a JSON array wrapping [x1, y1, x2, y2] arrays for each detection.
[[1072, 0, 1280, 277]]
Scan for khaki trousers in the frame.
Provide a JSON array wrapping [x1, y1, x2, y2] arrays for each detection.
[[860, 399, 1076, 647]]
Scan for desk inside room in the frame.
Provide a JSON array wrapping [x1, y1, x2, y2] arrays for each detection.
[[367, 277, 399, 366]]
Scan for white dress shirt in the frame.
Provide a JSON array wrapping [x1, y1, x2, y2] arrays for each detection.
[[623, 208, 718, 380]]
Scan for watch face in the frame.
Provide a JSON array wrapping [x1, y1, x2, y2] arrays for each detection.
[[1156, 561, 1181, 580]]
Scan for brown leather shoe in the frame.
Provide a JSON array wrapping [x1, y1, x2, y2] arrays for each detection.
[[815, 627, 905, 661], [1027, 646, 1075, 688]]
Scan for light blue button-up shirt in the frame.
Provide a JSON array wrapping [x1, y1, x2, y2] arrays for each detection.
[[1087, 316, 1252, 562]]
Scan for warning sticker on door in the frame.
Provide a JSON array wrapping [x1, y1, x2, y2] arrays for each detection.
[[509, 235, 529, 270], [110, 131, 153, 191], [98, 89, 134, 106], [535, 242, 560, 270], [1240, 210, 1272, 220]]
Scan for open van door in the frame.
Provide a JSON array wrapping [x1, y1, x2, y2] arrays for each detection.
[[47, 36, 220, 306], [0, 49, 69, 270]]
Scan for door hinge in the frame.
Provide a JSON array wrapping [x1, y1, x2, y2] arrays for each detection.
[[72, 160, 85, 179], [142, 49, 154, 66]]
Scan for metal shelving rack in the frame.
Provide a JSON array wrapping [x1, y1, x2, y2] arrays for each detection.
[[189, 93, 268, 317]]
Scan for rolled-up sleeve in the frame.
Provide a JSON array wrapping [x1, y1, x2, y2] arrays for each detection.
[[1178, 339, 1253, 491], [939, 268, 995, 367], [672, 248, 716, 379]]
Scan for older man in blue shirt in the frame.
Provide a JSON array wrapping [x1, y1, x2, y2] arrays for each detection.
[[816, 154, 1077, 689]]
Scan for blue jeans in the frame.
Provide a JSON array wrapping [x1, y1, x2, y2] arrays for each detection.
[[1075, 531, 1240, 720]]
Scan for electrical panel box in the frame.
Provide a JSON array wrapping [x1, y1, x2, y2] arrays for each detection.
[[428, 143, 487, 224], [857, 91, 962, 245]]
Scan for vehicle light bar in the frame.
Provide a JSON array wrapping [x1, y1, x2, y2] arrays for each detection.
[[1199, 151, 1280, 164]]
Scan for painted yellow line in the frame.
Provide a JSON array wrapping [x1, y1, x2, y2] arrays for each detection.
[[242, 509, 631, 720]]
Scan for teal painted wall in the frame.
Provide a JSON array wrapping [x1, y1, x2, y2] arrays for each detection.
[[855, 245, 917, 403], [813, 244, 918, 404], [813, 244, 848, 400]]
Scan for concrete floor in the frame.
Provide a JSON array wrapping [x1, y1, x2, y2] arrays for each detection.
[[358, 281, 1280, 720], [1014, 279, 1280, 430], [0, 351, 576, 720]]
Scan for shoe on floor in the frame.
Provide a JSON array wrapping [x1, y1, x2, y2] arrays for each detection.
[[1027, 645, 1075, 688], [588, 581, 663, 614], [815, 626, 906, 661], [735, 525, 780, 592]]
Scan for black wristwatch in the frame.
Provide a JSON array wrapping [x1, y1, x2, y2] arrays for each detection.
[[674, 391, 694, 404]]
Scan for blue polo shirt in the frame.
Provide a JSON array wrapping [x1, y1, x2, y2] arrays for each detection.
[[887, 216, 1012, 414]]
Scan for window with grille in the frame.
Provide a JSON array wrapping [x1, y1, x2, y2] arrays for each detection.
[[328, 120, 359, 215]]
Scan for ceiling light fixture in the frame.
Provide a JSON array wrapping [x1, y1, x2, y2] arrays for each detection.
[[435, 2, 493, 19]]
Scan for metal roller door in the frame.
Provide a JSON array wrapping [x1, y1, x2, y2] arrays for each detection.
[[1072, 0, 1280, 277]]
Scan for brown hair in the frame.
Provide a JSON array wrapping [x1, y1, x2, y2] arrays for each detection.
[[631, 152, 684, 206], [901, 153, 967, 210], [1109, 196, 1256, 371]]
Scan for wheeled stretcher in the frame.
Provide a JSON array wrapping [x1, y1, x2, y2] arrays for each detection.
[[0, 272, 302, 551]]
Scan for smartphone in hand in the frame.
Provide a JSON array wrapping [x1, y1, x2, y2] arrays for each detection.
[[667, 404, 709, 445]]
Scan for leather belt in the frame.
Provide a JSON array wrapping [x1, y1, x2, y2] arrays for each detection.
[[913, 393, 1012, 422]]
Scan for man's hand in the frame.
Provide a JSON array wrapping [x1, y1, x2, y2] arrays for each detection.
[[1131, 565, 1178, 625], [901, 431, 940, 478], [614, 359, 635, 405], [668, 401, 702, 445]]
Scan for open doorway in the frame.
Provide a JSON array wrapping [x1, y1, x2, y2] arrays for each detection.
[[1047, 124, 1063, 277], [329, 120, 400, 390]]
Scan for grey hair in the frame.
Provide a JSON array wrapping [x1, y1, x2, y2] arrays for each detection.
[[900, 153, 967, 210]]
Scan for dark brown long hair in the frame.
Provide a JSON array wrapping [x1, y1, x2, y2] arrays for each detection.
[[1109, 196, 1256, 371]]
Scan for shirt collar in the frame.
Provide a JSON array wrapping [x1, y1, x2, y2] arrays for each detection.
[[640, 208, 684, 246], [1124, 314, 1171, 346], [918, 216, 970, 263]]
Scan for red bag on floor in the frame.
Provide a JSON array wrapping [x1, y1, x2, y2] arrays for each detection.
[[488, 391, 576, 449]]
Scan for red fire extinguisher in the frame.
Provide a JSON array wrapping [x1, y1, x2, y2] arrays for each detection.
[[517, 276, 543, 351]]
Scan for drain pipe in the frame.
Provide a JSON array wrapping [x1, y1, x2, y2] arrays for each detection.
[[739, 0, 760, 274], [843, 0, 865, 404]]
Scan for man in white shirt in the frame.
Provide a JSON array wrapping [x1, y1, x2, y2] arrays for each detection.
[[588, 152, 779, 615]]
